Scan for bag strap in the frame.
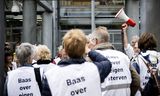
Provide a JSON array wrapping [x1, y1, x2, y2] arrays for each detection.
[[130, 55, 141, 74], [34, 68, 42, 94], [140, 56, 160, 91]]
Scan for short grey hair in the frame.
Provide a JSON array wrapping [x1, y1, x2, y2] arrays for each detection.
[[92, 26, 109, 43], [15, 42, 36, 65]]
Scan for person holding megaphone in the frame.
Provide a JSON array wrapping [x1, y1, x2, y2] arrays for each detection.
[[115, 8, 140, 59], [121, 23, 140, 60], [116, 8, 141, 96]]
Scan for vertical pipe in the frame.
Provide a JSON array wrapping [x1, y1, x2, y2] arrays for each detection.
[[23, 0, 37, 44], [42, 12, 53, 54], [140, 0, 160, 51], [91, 0, 95, 33], [0, 0, 5, 95], [57, 0, 61, 46], [52, 0, 57, 56], [125, 0, 140, 42]]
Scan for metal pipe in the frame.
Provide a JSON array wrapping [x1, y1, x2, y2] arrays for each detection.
[[125, 0, 140, 42], [0, 0, 5, 95], [23, 0, 37, 44], [140, 0, 160, 51], [52, 0, 57, 57], [42, 12, 53, 54], [57, 0, 61, 46], [91, 0, 95, 33]]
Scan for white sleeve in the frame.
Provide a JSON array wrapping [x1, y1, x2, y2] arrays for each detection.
[[124, 44, 134, 59]]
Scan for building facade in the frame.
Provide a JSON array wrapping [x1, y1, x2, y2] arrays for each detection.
[[4, 0, 160, 56]]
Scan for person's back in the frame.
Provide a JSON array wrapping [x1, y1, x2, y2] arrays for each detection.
[[96, 49, 132, 96], [32, 44, 56, 75], [42, 29, 112, 96], [4, 42, 41, 96], [7, 66, 41, 96], [45, 61, 101, 96], [90, 26, 132, 96]]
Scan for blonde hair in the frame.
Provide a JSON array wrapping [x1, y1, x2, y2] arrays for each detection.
[[92, 26, 109, 43], [36, 44, 51, 60], [63, 29, 87, 58]]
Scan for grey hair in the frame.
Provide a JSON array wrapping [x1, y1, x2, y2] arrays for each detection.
[[131, 35, 139, 42], [92, 26, 109, 43], [15, 42, 36, 65]]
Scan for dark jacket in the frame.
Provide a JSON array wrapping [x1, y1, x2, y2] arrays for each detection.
[[42, 50, 112, 96]]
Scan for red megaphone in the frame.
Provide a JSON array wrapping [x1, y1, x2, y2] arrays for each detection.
[[115, 8, 136, 27]]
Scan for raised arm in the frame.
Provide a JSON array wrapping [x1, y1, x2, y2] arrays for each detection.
[[121, 23, 129, 48]]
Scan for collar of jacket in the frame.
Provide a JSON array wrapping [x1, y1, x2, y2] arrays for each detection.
[[58, 58, 86, 66], [93, 42, 115, 50], [37, 59, 51, 65], [19, 63, 33, 67]]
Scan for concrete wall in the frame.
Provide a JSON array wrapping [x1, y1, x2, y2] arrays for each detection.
[[140, 0, 160, 51]]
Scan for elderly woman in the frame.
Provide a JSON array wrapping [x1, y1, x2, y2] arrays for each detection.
[[34, 44, 52, 65], [42, 29, 112, 96], [4, 42, 41, 96], [33, 44, 56, 73], [132, 32, 160, 96]]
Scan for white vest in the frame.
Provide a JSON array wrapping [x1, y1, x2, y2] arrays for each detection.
[[96, 49, 132, 96], [7, 67, 41, 96], [136, 55, 151, 89], [33, 63, 57, 78], [45, 62, 102, 96]]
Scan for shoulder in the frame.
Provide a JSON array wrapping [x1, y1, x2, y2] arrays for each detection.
[[125, 44, 133, 50], [97, 49, 129, 58]]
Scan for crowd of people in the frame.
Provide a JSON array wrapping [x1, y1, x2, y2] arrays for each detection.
[[3, 23, 160, 96]]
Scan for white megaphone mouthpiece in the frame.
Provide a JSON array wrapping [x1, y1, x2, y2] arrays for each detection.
[[115, 8, 136, 27]]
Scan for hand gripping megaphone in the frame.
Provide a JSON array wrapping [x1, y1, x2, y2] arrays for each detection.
[[115, 8, 136, 27]]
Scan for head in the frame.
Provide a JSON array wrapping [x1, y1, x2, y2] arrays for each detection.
[[5, 42, 11, 50], [131, 35, 139, 47], [15, 42, 36, 65], [5, 50, 13, 64], [57, 45, 68, 59], [133, 42, 140, 55], [91, 26, 109, 45], [57, 45, 63, 57], [131, 35, 140, 54], [138, 32, 157, 51], [63, 29, 87, 58], [36, 44, 51, 60], [86, 34, 96, 49]]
